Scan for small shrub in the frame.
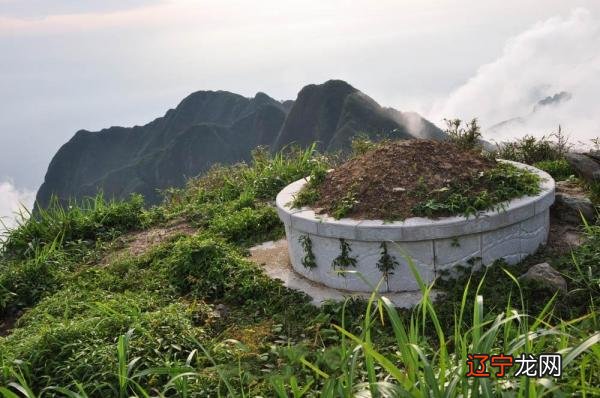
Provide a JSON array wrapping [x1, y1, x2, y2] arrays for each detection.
[[533, 159, 574, 181], [208, 205, 282, 246], [244, 145, 330, 200], [444, 118, 482, 150], [376, 242, 398, 288], [413, 162, 541, 218], [493, 127, 571, 165], [350, 134, 383, 156], [0, 243, 65, 313], [331, 190, 358, 219], [165, 235, 238, 300], [292, 168, 328, 208]]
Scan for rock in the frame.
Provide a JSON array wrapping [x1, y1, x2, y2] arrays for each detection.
[[214, 303, 229, 318], [519, 262, 567, 292], [565, 152, 600, 184], [553, 181, 596, 224], [586, 150, 600, 163]]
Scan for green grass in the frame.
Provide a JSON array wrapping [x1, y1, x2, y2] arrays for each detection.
[[412, 162, 541, 218], [492, 129, 571, 165], [533, 159, 574, 181], [0, 142, 598, 396]]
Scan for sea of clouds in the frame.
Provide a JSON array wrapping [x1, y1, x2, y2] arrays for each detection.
[[432, 8, 600, 146], [0, 180, 35, 230]]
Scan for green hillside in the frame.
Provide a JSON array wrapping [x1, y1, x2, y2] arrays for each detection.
[[1, 142, 598, 396]]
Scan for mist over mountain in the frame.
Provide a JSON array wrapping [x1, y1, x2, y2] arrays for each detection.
[[487, 90, 573, 135], [433, 8, 600, 144], [36, 80, 444, 207]]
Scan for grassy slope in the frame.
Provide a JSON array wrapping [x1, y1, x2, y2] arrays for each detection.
[[0, 143, 598, 397]]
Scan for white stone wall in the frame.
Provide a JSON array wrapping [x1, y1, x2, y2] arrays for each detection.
[[277, 161, 555, 293]]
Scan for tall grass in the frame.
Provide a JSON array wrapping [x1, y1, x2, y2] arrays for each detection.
[[1, 194, 144, 260], [2, 259, 597, 397], [310, 259, 600, 397]]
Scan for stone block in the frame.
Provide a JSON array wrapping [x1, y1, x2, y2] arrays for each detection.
[[386, 241, 435, 291], [290, 210, 320, 234], [482, 223, 522, 265], [309, 235, 351, 290], [317, 217, 360, 240], [477, 197, 535, 231], [401, 216, 478, 241], [355, 220, 404, 241], [434, 234, 482, 275], [342, 240, 386, 292], [520, 211, 549, 254], [534, 188, 556, 214]]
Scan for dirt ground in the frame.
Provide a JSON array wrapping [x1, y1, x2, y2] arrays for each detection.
[[312, 140, 497, 220], [101, 220, 196, 265]]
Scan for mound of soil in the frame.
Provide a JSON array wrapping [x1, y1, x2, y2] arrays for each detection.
[[312, 140, 497, 220]]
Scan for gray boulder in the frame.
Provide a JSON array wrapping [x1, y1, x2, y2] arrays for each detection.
[[565, 152, 600, 184], [519, 262, 567, 292], [586, 150, 600, 163], [553, 181, 596, 224]]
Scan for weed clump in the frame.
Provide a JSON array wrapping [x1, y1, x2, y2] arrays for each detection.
[[492, 126, 571, 165], [1, 194, 145, 260], [444, 118, 482, 150]]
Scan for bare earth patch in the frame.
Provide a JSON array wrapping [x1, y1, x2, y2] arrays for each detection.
[[312, 140, 496, 219], [547, 214, 585, 254], [101, 220, 196, 265]]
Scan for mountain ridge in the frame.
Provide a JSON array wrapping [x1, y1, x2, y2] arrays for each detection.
[[36, 80, 445, 207]]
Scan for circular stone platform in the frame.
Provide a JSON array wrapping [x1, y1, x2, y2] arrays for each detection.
[[249, 239, 434, 308], [276, 160, 555, 293]]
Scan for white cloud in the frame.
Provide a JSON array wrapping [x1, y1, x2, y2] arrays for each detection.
[[0, 0, 161, 18], [432, 8, 600, 146], [0, 179, 35, 230]]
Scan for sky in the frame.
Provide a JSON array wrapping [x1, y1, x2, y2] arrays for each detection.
[[1, 0, 599, 226]]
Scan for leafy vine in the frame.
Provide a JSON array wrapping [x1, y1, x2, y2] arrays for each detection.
[[332, 239, 357, 274], [298, 234, 317, 269]]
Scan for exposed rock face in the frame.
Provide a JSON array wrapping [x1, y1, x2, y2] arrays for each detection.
[[553, 180, 596, 224], [565, 152, 600, 184], [519, 262, 567, 292], [36, 80, 445, 207]]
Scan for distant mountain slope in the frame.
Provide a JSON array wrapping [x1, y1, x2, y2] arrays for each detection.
[[274, 80, 444, 151], [36, 80, 445, 207], [37, 91, 287, 206], [487, 90, 572, 135]]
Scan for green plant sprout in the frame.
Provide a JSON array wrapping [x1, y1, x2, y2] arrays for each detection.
[[298, 234, 317, 269]]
